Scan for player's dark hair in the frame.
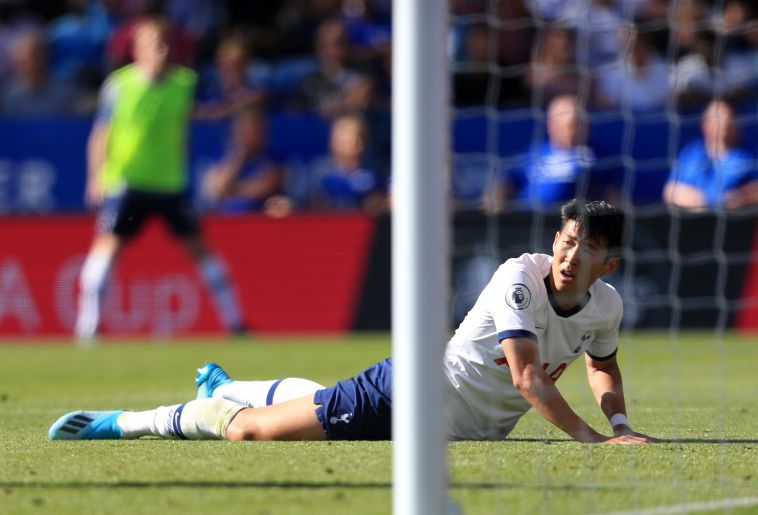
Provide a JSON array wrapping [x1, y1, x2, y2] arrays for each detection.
[[560, 199, 625, 256]]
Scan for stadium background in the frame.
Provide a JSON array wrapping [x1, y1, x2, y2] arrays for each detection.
[[2, 0, 758, 338]]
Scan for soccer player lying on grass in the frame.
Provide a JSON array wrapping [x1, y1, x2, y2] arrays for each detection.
[[50, 199, 654, 444]]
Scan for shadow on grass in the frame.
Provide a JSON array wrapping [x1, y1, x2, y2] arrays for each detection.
[[654, 438, 758, 444], [0, 480, 623, 491]]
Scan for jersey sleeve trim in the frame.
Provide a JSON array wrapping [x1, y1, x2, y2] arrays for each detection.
[[498, 329, 538, 342], [586, 348, 618, 361]]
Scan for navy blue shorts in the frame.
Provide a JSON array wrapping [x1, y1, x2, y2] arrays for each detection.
[[314, 358, 392, 440], [97, 188, 200, 239]]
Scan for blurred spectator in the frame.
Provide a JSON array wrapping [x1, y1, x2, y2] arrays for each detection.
[[742, 16, 758, 70], [341, 0, 391, 108], [202, 108, 286, 214], [496, 0, 534, 105], [486, 95, 615, 211], [294, 17, 373, 118], [497, 0, 534, 62], [341, 0, 391, 63], [523, 0, 565, 21], [712, 0, 755, 52], [1, 30, 82, 116], [670, 29, 755, 110], [669, 0, 710, 59], [0, 1, 42, 86], [452, 23, 500, 107], [194, 32, 268, 121], [524, 24, 583, 106], [593, 25, 669, 111], [664, 99, 758, 210], [232, 1, 339, 59], [618, 0, 669, 21], [164, 0, 225, 67], [451, 0, 533, 106], [165, 0, 224, 42], [250, 1, 309, 58], [46, 0, 113, 92], [308, 114, 386, 212], [561, 0, 623, 67]]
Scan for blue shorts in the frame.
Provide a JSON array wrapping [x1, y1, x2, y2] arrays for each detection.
[[314, 358, 392, 440]]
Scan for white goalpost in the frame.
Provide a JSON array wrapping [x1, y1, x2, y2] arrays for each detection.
[[391, 0, 450, 514]]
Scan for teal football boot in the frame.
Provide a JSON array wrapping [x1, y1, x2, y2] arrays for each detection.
[[49, 411, 124, 440], [195, 362, 233, 399]]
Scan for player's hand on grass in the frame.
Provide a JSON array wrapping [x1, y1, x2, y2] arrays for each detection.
[[603, 434, 653, 444], [579, 427, 654, 444], [612, 424, 657, 442]]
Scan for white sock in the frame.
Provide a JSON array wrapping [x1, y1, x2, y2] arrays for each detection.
[[213, 378, 325, 408], [75, 251, 114, 340], [198, 256, 245, 331], [117, 398, 245, 440]]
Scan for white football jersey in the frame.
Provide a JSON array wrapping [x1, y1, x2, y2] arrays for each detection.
[[443, 252, 622, 440]]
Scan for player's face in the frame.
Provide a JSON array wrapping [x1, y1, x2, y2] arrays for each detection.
[[551, 220, 618, 296], [134, 26, 170, 72]]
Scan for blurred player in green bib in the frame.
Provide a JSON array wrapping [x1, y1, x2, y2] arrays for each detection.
[[75, 17, 246, 342]]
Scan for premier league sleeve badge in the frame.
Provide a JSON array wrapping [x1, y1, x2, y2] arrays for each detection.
[[506, 283, 531, 310]]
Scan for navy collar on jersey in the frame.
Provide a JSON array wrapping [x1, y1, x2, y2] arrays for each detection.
[[543, 275, 591, 318]]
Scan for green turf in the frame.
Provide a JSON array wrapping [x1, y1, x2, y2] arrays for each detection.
[[1, 332, 757, 514]]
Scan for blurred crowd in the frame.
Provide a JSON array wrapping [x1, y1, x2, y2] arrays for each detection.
[[0, 0, 392, 117], [2, 0, 758, 213], [452, 0, 758, 111]]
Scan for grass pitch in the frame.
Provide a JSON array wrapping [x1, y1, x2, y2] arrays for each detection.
[[1, 332, 757, 514]]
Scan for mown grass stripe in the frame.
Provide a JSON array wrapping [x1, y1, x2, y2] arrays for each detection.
[[600, 496, 758, 515]]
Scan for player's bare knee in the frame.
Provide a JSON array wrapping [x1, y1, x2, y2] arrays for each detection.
[[226, 413, 267, 441], [225, 421, 250, 441]]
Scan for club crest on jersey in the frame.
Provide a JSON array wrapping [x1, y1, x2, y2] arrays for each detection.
[[574, 331, 593, 353], [506, 283, 531, 310]]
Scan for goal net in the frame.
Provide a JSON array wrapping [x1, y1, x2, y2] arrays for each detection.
[[446, 0, 758, 512]]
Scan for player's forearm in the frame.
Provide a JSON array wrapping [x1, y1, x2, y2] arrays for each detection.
[[588, 366, 627, 421], [517, 369, 604, 443], [87, 124, 109, 179]]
